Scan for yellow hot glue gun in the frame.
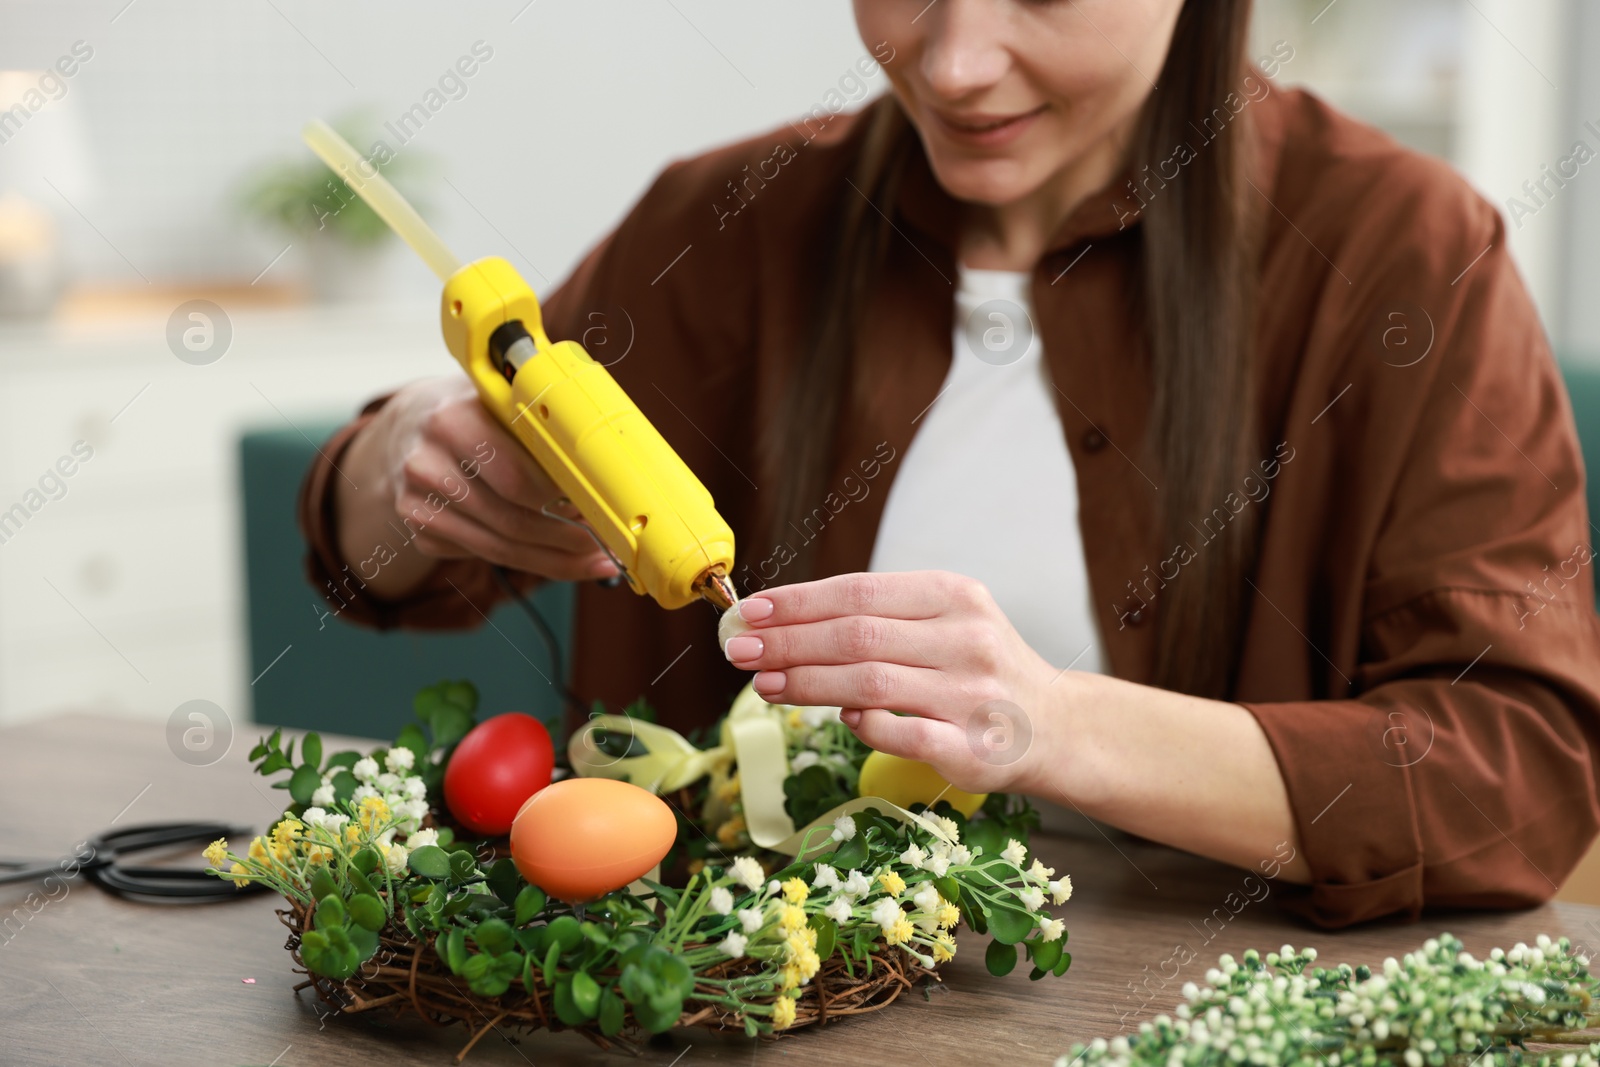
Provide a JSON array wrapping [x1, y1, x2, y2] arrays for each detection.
[[301, 120, 736, 611]]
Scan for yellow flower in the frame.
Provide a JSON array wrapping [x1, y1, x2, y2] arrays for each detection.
[[227, 862, 251, 889], [933, 937, 955, 963], [248, 836, 269, 862], [271, 838, 295, 864], [203, 838, 229, 868], [779, 904, 808, 935], [936, 903, 961, 929], [343, 825, 363, 848], [686, 858, 706, 876], [796, 947, 821, 981], [271, 817, 303, 847], [716, 813, 747, 846], [886, 917, 915, 946], [772, 994, 797, 1030], [786, 708, 803, 731], [306, 845, 334, 865], [782, 877, 809, 905], [716, 773, 741, 802], [358, 796, 391, 832], [780, 962, 804, 990], [878, 870, 906, 897]]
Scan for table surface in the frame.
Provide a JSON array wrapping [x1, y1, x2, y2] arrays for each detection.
[[4, 713, 1597, 1067]]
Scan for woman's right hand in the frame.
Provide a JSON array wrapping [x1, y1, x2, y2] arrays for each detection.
[[333, 375, 621, 601]]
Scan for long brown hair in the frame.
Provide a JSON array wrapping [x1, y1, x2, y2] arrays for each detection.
[[761, 0, 1261, 700]]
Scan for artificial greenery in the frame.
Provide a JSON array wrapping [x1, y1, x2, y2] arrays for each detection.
[[208, 679, 1074, 1039], [1062, 934, 1600, 1067]]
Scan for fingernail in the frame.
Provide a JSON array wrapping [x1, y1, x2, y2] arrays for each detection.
[[738, 597, 774, 622], [724, 635, 763, 664], [752, 671, 786, 696], [840, 708, 861, 728]]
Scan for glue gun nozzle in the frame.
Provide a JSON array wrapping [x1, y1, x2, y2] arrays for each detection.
[[696, 568, 737, 611]]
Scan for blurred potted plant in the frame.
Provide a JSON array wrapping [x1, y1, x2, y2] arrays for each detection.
[[238, 113, 435, 303]]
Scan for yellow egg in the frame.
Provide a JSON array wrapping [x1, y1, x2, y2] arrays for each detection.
[[510, 778, 676, 904], [857, 751, 987, 817]]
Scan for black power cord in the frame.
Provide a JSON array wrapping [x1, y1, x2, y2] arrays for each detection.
[[490, 565, 593, 724]]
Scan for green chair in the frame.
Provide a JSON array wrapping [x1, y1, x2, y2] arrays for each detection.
[[237, 420, 574, 739], [1562, 360, 1600, 560]]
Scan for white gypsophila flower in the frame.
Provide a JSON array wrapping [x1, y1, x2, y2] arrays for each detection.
[[935, 815, 960, 839], [801, 706, 840, 729], [710, 887, 734, 916], [385, 746, 416, 772], [812, 864, 841, 890], [738, 907, 764, 934], [377, 828, 396, 848], [385, 843, 410, 875], [824, 898, 853, 923], [719, 932, 748, 958], [730, 856, 765, 892], [913, 884, 941, 913], [831, 814, 857, 842], [925, 854, 951, 877], [1029, 859, 1056, 884], [950, 844, 973, 865], [790, 750, 820, 772], [1001, 839, 1028, 867], [351, 783, 379, 803], [843, 869, 873, 897], [407, 828, 439, 849], [301, 806, 329, 829], [352, 757, 380, 783], [311, 784, 336, 807], [1020, 886, 1046, 912], [403, 777, 427, 800], [1050, 875, 1073, 905], [323, 812, 349, 833], [900, 843, 928, 869], [375, 772, 401, 793], [871, 897, 902, 935]]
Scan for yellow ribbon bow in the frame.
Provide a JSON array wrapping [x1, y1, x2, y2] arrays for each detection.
[[566, 683, 954, 856]]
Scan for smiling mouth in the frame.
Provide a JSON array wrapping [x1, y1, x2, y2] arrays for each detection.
[[936, 104, 1049, 135]]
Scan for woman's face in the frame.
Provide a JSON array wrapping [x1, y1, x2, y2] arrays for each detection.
[[855, 0, 1186, 208]]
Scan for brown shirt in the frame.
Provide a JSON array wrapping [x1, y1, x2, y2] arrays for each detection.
[[300, 86, 1600, 928]]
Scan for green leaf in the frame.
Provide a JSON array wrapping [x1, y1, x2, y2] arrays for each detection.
[[831, 831, 869, 869], [448, 849, 480, 883], [348, 866, 379, 899], [598, 988, 626, 1037], [483, 858, 519, 907], [1031, 937, 1062, 972], [933, 876, 963, 907], [301, 732, 323, 771], [323, 749, 362, 770], [407, 845, 452, 880], [330, 769, 358, 805], [986, 902, 1034, 945], [473, 918, 515, 956], [810, 915, 838, 960], [431, 706, 473, 749], [308, 866, 338, 901], [249, 739, 268, 761], [347, 894, 386, 932], [351, 847, 382, 875], [347, 923, 379, 960], [514, 885, 547, 927], [986, 939, 1018, 977], [571, 971, 601, 1016], [553, 977, 588, 1025], [461, 954, 492, 982], [542, 941, 560, 985], [1054, 950, 1072, 976], [288, 763, 322, 806], [314, 893, 346, 930], [443, 927, 468, 974], [547, 915, 583, 953], [395, 723, 428, 763], [259, 751, 292, 776]]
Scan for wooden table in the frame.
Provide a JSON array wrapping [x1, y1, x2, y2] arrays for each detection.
[[4, 713, 1597, 1066]]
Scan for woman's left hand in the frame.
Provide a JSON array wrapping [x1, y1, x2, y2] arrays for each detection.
[[721, 570, 1062, 795]]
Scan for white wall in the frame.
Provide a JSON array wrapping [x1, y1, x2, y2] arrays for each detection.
[[0, 0, 868, 297]]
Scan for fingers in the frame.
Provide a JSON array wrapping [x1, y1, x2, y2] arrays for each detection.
[[842, 707, 963, 766], [404, 503, 617, 580], [724, 615, 955, 672], [752, 661, 964, 719], [750, 571, 991, 626], [396, 448, 592, 555], [424, 387, 563, 509]]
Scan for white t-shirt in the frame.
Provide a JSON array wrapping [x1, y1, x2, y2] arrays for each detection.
[[867, 266, 1103, 675]]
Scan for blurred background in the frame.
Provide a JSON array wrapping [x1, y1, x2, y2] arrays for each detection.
[[1, 0, 1597, 883]]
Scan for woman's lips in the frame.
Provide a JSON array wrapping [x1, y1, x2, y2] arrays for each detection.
[[929, 104, 1048, 148]]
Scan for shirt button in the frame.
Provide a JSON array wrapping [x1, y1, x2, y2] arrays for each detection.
[[1081, 428, 1108, 453]]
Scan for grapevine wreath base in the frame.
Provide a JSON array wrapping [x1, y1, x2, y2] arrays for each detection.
[[278, 902, 940, 1059]]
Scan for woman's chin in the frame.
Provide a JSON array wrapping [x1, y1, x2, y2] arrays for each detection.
[[924, 155, 1042, 209]]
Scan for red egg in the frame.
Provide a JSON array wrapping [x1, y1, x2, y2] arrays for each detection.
[[510, 778, 677, 904], [443, 713, 555, 836]]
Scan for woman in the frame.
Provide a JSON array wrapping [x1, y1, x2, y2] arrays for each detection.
[[301, 0, 1600, 928]]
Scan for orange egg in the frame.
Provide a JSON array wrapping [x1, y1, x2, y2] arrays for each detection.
[[510, 778, 677, 904]]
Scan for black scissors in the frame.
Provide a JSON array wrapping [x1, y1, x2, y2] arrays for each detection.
[[0, 821, 270, 903]]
